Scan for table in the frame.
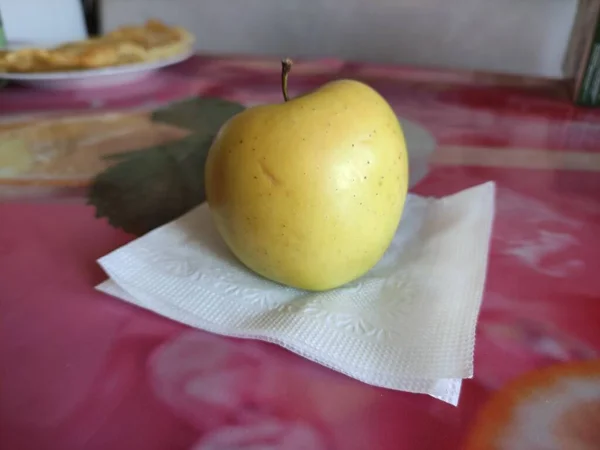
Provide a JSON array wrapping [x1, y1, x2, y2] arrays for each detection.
[[1, 55, 600, 450]]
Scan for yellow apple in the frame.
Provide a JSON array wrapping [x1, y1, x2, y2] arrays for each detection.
[[205, 59, 408, 291]]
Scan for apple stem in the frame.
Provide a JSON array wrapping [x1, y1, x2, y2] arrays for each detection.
[[281, 58, 293, 102]]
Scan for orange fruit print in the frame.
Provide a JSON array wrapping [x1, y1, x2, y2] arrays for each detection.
[[465, 360, 600, 450]]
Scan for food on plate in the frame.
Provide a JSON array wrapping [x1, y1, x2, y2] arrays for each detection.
[[0, 19, 194, 73], [205, 59, 409, 291]]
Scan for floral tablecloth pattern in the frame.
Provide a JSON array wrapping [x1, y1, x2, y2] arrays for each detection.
[[1, 55, 599, 450]]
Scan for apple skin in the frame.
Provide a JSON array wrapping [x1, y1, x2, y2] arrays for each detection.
[[205, 79, 408, 291]]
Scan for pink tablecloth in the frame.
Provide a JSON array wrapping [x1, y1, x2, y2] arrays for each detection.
[[1, 55, 600, 450]]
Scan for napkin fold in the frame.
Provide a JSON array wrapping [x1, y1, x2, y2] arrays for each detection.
[[97, 182, 495, 405]]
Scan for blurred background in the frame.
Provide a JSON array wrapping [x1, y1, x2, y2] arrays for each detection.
[[0, 0, 583, 78], [103, 0, 578, 78]]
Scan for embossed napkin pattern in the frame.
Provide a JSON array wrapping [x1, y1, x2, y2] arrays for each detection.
[[97, 182, 495, 405]]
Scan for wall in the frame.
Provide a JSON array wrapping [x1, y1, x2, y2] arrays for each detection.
[[103, 0, 579, 78], [0, 0, 88, 45]]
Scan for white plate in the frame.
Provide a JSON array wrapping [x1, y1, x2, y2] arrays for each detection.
[[0, 48, 194, 90]]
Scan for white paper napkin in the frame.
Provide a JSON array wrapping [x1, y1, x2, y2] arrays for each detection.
[[97, 182, 495, 405]]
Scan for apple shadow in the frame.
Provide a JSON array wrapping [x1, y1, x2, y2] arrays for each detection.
[[400, 118, 436, 189]]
